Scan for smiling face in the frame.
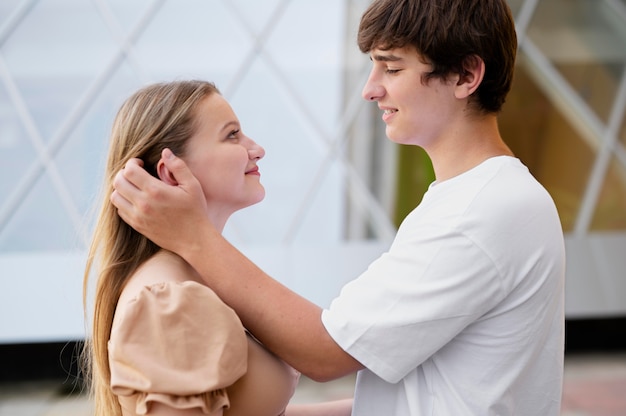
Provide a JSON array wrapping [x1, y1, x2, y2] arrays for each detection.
[[181, 94, 265, 230], [361, 46, 462, 150]]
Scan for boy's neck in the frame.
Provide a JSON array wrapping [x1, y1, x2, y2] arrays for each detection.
[[427, 115, 513, 182]]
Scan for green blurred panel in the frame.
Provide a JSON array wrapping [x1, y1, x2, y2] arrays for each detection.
[[394, 145, 434, 227]]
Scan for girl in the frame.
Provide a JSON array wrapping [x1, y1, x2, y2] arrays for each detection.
[[83, 80, 299, 416]]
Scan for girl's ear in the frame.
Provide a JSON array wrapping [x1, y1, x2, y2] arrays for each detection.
[[455, 54, 485, 99], [157, 159, 179, 186]]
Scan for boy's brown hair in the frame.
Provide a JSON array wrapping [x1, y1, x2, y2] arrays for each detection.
[[358, 0, 517, 113]]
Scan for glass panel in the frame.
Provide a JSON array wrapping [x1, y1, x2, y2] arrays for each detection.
[[133, 0, 250, 82], [2, 0, 118, 141], [592, 29, 626, 231], [620, 110, 626, 148], [499, 63, 595, 232], [0, 82, 37, 199], [229, 0, 284, 34], [506, 0, 524, 17], [0, 1, 22, 30], [55, 63, 142, 220], [0, 0, 348, 252], [263, 0, 346, 135], [590, 156, 626, 230], [526, 0, 626, 123], [0, 173, 76, 252], [102, 0, 156, 37]]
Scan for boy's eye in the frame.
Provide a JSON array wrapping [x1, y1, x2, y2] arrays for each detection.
[[386, 68, 400, 74]]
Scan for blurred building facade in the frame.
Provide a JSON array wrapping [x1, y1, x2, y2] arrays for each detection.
[[0, 0, 624, 344]]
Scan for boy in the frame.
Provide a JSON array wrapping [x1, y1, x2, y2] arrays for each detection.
[[112, 0, 565, 414]]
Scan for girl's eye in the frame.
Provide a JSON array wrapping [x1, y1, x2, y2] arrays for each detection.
[[227, 129, 240, 140]]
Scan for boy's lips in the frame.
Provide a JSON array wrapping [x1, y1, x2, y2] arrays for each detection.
[[380, 106, 398, 122]]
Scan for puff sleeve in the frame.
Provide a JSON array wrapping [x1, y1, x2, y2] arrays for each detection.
[[108, 281, 247, 415]]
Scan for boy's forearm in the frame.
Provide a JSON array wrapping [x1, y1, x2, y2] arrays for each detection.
[[182, 221, 363, 381]]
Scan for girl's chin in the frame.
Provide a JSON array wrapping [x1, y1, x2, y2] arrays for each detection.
[[248, 191, 266, 207]]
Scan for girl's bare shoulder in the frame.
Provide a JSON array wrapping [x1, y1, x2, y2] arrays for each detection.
[[118, 250, 203, 305]]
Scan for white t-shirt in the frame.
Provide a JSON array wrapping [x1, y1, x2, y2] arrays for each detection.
[[322, 156, 565, 416]]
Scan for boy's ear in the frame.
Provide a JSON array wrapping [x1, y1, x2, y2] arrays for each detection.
[[455, 55, 485, 99], [157, 159, 179, 186]]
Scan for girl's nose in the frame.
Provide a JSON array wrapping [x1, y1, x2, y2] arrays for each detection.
[[248, 139, 265, 160]]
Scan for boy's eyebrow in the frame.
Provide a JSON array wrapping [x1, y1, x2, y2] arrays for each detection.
[[370, 53, 403, 62]]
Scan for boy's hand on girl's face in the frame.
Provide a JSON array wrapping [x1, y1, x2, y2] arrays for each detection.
[[111, 149, 208, 254]]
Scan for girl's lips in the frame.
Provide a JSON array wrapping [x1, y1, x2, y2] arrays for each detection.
[[246, 167, 260, 176]]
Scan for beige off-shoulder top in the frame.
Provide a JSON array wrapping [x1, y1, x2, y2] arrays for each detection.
[[108, 281, 299, 415]]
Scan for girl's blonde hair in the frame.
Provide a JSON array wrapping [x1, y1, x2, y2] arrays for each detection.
[[82, 80, 220, 416]]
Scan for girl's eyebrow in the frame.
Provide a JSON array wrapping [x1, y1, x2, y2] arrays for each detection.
[[220, 120, 240, 132]]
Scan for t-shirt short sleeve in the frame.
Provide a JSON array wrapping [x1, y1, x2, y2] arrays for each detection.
[[108, 281, 247, 415]]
